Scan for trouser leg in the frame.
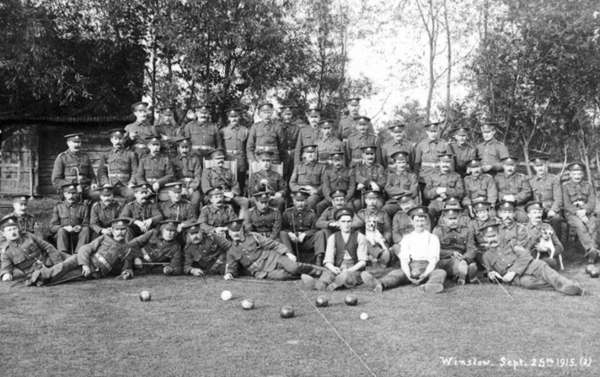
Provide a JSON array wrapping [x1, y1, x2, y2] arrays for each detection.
[[75, 227, 92, 253], [55, 228, 71, 254], [189, 190, 202, 219], [316, 199, 330, 218], [567, 214, 598, 251], [380, 269, 409, 290], [306, 195, 322, 213], [381, 202, 400, 219], [428, 200, 444, 220], [35, 255, 81, 284], [270, 197, 286, 213]]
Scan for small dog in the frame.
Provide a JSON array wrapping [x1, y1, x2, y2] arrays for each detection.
[[364, 214, 389, 252], [536, 223, 564, 269]]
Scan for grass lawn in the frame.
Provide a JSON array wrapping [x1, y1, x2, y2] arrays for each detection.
[[1, 197, 599, 376]]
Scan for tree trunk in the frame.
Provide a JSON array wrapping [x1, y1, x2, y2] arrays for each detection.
[[443, 0, 451, 125]]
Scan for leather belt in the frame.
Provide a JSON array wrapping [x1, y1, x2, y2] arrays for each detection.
[[421, 162, 437, 167], [135, 144, 148, 149], [93, 255, 112, 272], [227, 150, 241, 155], [192, 145, 212, 150], [256, 146, 277, 151], [109, 173, 129, 177]]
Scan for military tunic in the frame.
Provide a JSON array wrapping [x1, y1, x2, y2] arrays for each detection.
[[120, 201, 163, 225], [432, 224, 477, 263], [244, 207, 282, 240], [280, 122, 301, 181], [522, 222, 564, 258], [280, 207, 318, 255], [339, 116, 374, 142], [384, 170, 419, 200], [90, 201, 123, 235], [294, 126, 321, 164], [51, 150, 97, 193], [124, 229, 182, 275], [247, 169, 288, 197], [220, 124, 249, 173], [381, 139, 416, 170], [49, 200, 92, 254], [225, 232, 291, 279], [159, 199, 195, 222], [97, 148, 138, 187], [476, 139, 510, 175], [498, 220, 527, 247], [462, 174, 498, 207], [495, 173, 532, 205], [0, 233, 64, 278], [448, 142, 478, 177], [201, 166, 241, 195], [354, 163, 387, 189], [172, 154, 202, 191], [124, 120, 155, 158], [183, 232, 231, 274], [0, 212, 37, 246], [289, 161, 326, 211], [198, 205, 237, 233], [315, 135, 344, 164], [414, 138, 450, 182], [247, 120, 284, 163], [424, 170, 465, 218], [179, 121, 223, 163], [346, 132, 382, 167], [134, 152, 175, 188], [563, 180, 598, 251], [322, 166, 356, 202], [154, 120, 181, 158], [530, 173, 563, 213]]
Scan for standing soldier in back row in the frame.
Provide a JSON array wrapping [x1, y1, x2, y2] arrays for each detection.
[[97, 128, 137, 202], [52, 133, 99, 201], [346, 116, 382, 167], [529, 156, 563, 239], [381, 123, 415, 170], [338, 98, 374, 143], [124, 102, 155, 159], [448, 127, 478, 177], [295, 108, 322, 165], [154, 103, 181, 158], [414, 122, 450, 193], [279, 105, 302, 182], [476, 122, 510, 176], [179, 102, 223, 165], [171, 137, 203, 218], [134, 135, 175, 201], [247, 103, 284, 166], [220, 108, 249, 193]]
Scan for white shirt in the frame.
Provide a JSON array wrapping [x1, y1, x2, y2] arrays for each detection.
[[399, 230, 440, 266]]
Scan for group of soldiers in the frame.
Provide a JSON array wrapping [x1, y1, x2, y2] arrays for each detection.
[[0, 98, 596, 296]]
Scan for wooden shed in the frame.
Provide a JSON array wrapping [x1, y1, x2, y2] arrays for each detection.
[[0, 115, 132, 196]]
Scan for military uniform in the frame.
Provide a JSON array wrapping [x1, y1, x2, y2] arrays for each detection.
[[295, 126, 321, 164], [120, 200, 163, 240], [244, 207, 282, 240], [247, 120, 284, 164], [339, 116, 374, 142], [280, 121, 301, 181], [423, 170, 465, 218], [522, 221, 564, 269], [353, 161, 387, 210], [172, 152, 202, 217], [49, 198, 91, 254], [51, 149, 99, 201], [134, 152, 175, 194], [463, 174, 497, 207], [124, 120, 155, 158], [530, 172, 563, 236], [201, 164, 249, 212], [563, 176, 598, 255], [289, 160, 327, 211], [198, 204, 237, 234], [346, 132, 382, 167], [313, 206, 344, 260], [247, 169, 288, 212], [97, 147, 137, 201], [381, 139, 415, 170], [0, 211, 37, 245], [123, 228, 182, 276], [414, 138, 450, 183], [154, 118, 181, 158], [448, 142, 477, 177], [280, 206, 318, 256], [432, 222, 477, 280], [159, 199, 195, 222], [381, 170, 419, 219], [90, 201, 122, 236], [318, 165, 356, 215], [476, 139, 510, 175], [468, 217, 497, 250], [225, 232, 320, 280], [179, 120, 223, 163], [183, 232, 231, 275], [220, 122, 249, 184], [495, 172, 532, 222], [0, 233, 65, 279], [498, 220, 527, 247]]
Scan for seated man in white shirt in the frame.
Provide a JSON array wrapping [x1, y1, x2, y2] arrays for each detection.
[[301, 208, 368, 291], [361, 206, 447, 293]]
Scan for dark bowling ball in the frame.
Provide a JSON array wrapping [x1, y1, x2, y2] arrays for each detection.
[[345, 294, 358, 306], [315, 296, 328, 307], [280, 306, 295, 318]]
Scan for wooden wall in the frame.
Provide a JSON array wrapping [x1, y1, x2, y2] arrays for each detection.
[[0, 125, 38, 195]]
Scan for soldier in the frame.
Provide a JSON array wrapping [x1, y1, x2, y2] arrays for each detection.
[[423, 153, 465, 219], [223, 219, 323, 281], [121, 220, 183, 278], [380, 123, 415, 170], [124, 101, 155, 159], [313, 190, 351, 267], [353, 145, 386, 210], [497, 200, 527, 248], [462, 158, 498, 218], [318, 150, 355, 216], [381, 151, 419, 219], [529, 156, 563, 238], [280, 191, 318, 259], [90, 186, 122, 238], [289, 144, 327, 213], [279, 105, 302, 181], [315, 120, 344, 165], [247, 151, 288, 213], [159, 182, 195, 222], [171, 137, 202, 218], [338, 98, 374, 142], [437, 196, 471, 228], [494, 156, 532, 223], [244, 191, 282, 241], [480, 223, 584, 296], [468, 201, 497, 252], [476, 122, 510, 176], [134, 135, 175, 201], [49, 183, 92, 255], [201, 148, 249, 217], [154, 103, 180, 158], [294, 108, 322, 164], [181, 221, 231, 277], [179, 102, 223, 164], [562, 162, 599, 266], [51, 133, 99, 201], [346, 116, 382, 167], [414, 121, 451, 188], [97, 128, 137, 201], [120, 183, 163, 241], [27, 218, 134, 286], [198, 187, 237, 236], [247, 102, 284, 165], [522, 202, 564, 270], [352, 190, 392, 263], [361, 206, 447, 294], [301, 208, 368, 291], [0, 195, 37, 246], [0, 215, 66, 283], [432, 208, 479, 285], [219, 107, 249, 193], [448, 127, 478, 177]]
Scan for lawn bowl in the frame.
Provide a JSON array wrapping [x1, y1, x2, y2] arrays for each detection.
[[315, 296, 328, 307], [241, 299, 254, 310], [590, 267, 600, 278], [139, 290, 151, 302], [345, 294, 358, 306], [221, 290, 233, 301], [280, 306, 295, 319]]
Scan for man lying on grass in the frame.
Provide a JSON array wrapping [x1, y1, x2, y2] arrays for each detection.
[[0, 215, 66, 284], [361, 206, 447, 293], [27, 218, 133, 286], [223, 219, 323, 281], [182, 220, 230, 277], [480, 223, 584, 296]]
